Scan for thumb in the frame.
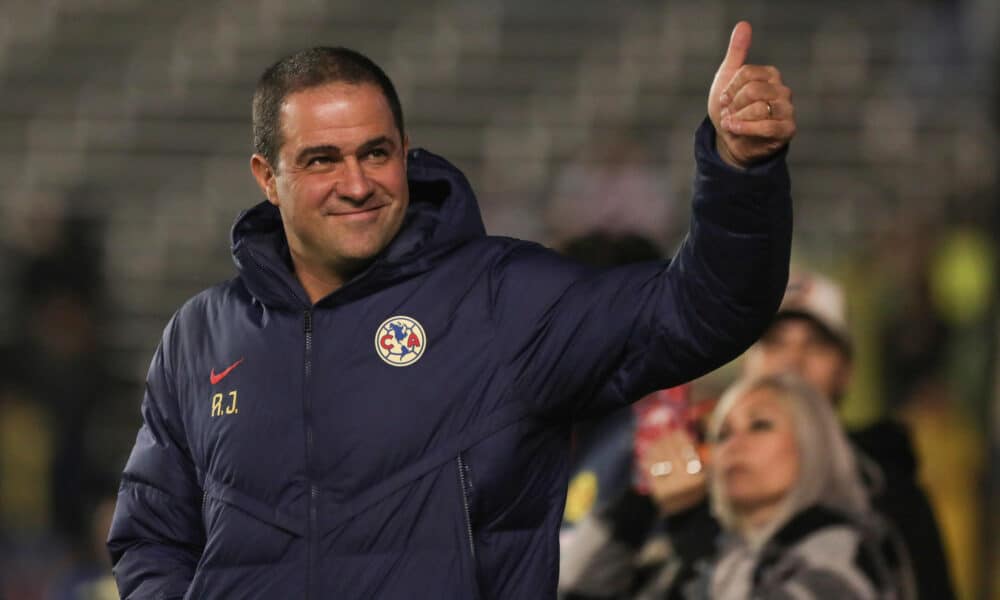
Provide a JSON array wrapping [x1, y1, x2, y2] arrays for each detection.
[[719, 21, 752, 72]]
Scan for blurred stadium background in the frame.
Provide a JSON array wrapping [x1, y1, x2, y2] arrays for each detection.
[[0, 0, 996, 598]]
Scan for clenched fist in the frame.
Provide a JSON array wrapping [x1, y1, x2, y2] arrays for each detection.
[[708, 21, 796, 168]]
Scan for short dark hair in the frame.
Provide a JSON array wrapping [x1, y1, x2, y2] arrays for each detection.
[[252, 46, 404, 169]]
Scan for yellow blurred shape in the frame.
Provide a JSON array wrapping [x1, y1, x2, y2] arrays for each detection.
[[564, 470, 599, 524], [0, 395, 52, 531], [930, 229, 995, 326]]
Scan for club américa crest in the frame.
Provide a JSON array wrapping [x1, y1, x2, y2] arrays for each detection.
[[375, 316, 427, 367]]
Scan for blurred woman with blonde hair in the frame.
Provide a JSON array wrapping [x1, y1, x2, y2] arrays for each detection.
[[700, 372, 902, 598], [560, 372, 909, 599]]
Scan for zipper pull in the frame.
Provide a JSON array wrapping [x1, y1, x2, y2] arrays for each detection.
[[304, 310, 313, 333]]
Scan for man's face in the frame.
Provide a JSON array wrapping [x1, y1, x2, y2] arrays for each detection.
[[743, 316, 851, 401], [251, 82, 409, 280]]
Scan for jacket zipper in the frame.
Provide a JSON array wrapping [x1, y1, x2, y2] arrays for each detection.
[[303, 310, 316, 599], [457, 454, 475, 560]]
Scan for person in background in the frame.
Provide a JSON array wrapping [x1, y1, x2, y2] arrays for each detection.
[[561, 270, 954, 598], [745, 271, 953, 599], [563, 373, 898, 599]]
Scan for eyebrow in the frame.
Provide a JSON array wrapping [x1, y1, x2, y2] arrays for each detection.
[[358, 135, 395, 154], [294, 136, 396, 165]]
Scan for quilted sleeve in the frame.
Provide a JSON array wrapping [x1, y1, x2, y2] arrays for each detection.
[[493, 117, 792, 420], [107, 315, 204, 599]]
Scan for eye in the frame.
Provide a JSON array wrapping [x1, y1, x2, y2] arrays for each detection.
[[749, 417, 774, 432], [365, 147, 390, 160], [304, 156, 333, 168]]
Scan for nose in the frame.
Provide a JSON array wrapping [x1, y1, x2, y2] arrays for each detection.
[[769, 342, 805, 375], [716, 431, 746, 459], [783, 346, 806, 374], [335, 157, 374, 204]]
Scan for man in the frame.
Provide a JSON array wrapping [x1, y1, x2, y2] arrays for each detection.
[[108, 22, 795, 598], [747, 271, 956, 599], [559, 271, 955, 599]]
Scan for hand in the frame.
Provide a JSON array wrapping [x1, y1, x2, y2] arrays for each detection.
[[639, 428, 708, 516], [708, 21, 796, 168]]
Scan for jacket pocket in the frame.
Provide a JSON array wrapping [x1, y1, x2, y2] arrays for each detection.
[[199, 476, 304, 567]]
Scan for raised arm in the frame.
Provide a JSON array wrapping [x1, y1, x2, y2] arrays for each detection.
[[490, 23, 795, 421]]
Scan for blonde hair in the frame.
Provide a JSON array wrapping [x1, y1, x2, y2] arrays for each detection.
[[707, 372, 869, 543]]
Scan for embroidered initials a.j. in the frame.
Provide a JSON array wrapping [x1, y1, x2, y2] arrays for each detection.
[[211, 390, 239, 417]]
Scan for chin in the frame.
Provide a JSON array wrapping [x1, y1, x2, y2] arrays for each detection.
[[331, 234, 387, 259], [723, 482, 774, 507], [729, 490, 788, 512], [334, 249, 380, 269]]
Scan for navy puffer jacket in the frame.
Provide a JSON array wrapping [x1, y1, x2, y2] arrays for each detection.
[[108, 119, 792, 599]]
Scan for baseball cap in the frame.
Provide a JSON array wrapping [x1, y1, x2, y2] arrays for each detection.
[[775, 270, 851, 353]]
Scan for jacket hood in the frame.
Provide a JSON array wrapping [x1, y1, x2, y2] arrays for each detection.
[[230, 147, 487, 309]]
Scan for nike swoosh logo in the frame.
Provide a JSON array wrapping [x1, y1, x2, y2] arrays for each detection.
[[210, 358, 245, 385]]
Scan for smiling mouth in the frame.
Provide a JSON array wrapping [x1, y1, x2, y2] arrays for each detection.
[[327, 204, 387, 217]]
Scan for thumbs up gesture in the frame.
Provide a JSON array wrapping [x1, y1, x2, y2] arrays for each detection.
[[708, 22, 796, 168]]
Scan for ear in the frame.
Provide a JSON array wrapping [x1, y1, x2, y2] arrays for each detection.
[[402, 133, 410, 167], [250, 154, 280, 206]]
